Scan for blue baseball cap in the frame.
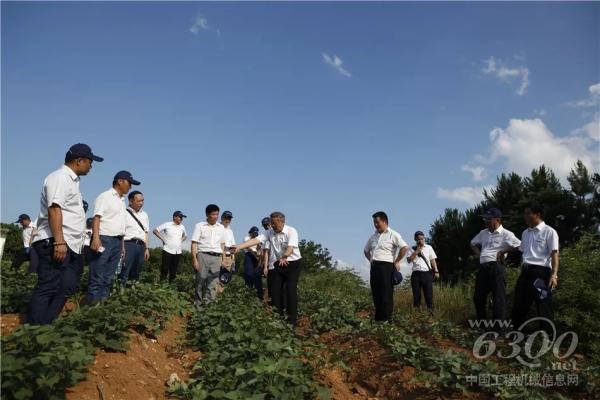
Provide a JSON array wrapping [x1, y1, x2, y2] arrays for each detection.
[[82, 200, 89, 212], [481, 208, 502, 219], [261, 217, 271, 225], [248, 226, 259, 235], [219, 267, 233, 284], [15, 214, 30, 223], [414, 230, 425, 239], [392, 269, 403, 286], [173, 210, 187, 219], [114, 170, 141, 185], [66, 143, 104, 162], [222, 210, 233, 219]]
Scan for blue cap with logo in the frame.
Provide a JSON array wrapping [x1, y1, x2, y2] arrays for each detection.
[[222, 210, 233, 219], [173, 210, 187, 219], [219, 267, 233, 284], [114, 170, 141, 185], [15, 214, 30, 223], [82, 200, 89, 213], [66, 143, 104, 162], [481, 207, 503, 219], [261, 217, 271, 225], [248, 226, 259, 235]]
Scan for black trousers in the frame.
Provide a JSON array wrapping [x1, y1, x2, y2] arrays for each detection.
[[474, 261, 506, 321], [370, 261, 395, 321], [161, 251, 181, 283], [411, 271, 434, 310], [511, 264, 554, 333], [11, 249, 29, 270], [270, 260, 300, 325]]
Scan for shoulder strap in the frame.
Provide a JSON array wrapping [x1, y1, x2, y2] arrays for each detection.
[[127, 209, 146, 233]]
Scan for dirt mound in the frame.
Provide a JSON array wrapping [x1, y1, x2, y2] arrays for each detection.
[[66, 316, 200, 400], [315, 330, 485, 400], [0, 314, 25, 337]]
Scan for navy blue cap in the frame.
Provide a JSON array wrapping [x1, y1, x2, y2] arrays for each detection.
[[219, 267, 233, 284], [15, 214, 30, 223], [261, 217, 271, 225], [114, 170, 141, 185], [481, 208, 503, 219], [67, 143, 103, 162], [392, 269, 403, 285], [414, 230, 425, 239], [248, 226, 259, 235], [82, 200, 89, 212], [173, 210, 186, 219], [222, 210, 233, 219]]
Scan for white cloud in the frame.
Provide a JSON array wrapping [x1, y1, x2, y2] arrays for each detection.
[[437, 186, 492, 206], [189, 15, 209, 35], [567, 82, 600, 108], [487, 118, 599, 180], [482, 56, 530, 96], [461, 164, 487, 181], [571, 115, 600, 142], [322, 53, 352, 78]]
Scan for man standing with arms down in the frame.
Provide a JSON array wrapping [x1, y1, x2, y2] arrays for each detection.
[[191, 204, 225, 306], [154, 211, 188, 283], [406, 231, 439, 312], [12, 214, 37, 271], [236, 212, 302, 326], [364, 211, 409, 322], [28, 143, 103, 324], [87, 171, 140, 304], [470, 208, 521, 326], [119, 190, 150, 287], [512, 204, 559, 333]]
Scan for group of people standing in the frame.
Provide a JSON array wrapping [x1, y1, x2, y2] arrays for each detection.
[[12, 142, 560, 332], [364, 206, 560, 333], [15, 142, 304, 326]]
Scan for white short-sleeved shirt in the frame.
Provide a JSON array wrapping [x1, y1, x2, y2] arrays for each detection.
[[191, 221, 225, 253], [124, 207, 149, 241], [364, 227, 408, 263], [93, 188, 127, 237], [519, 222, 559, 268], [243, 235, 260, 253], [407, 244, 437, 272], [21, 221, 37, 248], [470, 226, 521, 263], [35, 165, 86, 254], [223, 226, 236, 248], [265, 225, 301, 262], [156, 221, 187, 254]]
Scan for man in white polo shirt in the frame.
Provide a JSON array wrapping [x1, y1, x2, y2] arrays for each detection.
[[470, 208, 521, 325], [28, 143, 103, 325], [512, 203, 559, 332], [236, 211, 302, 326], [87, 170, 140, 305], [221, 210, 236, 272], [154, 211, 187, 283], [406, 231, 439, 312], [11, 214, 37, 271], [364, 211, 409, 322], [119, 190, 150, 287], [191, 204, 225, 306]]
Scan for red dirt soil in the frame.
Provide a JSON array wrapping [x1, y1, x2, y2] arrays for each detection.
[[65, 316, 200, 400], [0, 313, 25, 337]]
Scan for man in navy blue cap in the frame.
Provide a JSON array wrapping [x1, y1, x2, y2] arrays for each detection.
[[28, 143, 103, 324], [11, 214, 37, 271], [86, 170, 140, 304], [470, 207, 521, 328]]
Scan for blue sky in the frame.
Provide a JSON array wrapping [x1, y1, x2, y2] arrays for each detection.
[[2, 2, 599, 274]]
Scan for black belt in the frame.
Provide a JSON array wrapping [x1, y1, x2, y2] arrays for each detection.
[[125, 239, 145, 246], [201, 251, 222, 257], [523, 263, 547, 270]]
